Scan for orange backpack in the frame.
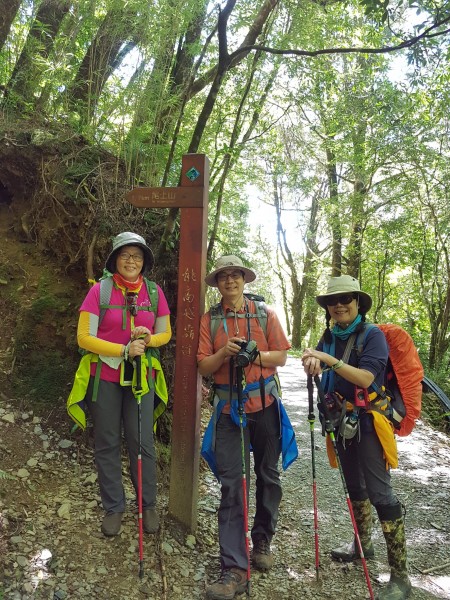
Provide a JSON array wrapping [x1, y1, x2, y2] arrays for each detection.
[[357, 323, 424, 436]]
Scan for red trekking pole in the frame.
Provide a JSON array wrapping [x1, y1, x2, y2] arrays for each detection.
[[314, 375, 374, 600], [307, 375, 320, 581]]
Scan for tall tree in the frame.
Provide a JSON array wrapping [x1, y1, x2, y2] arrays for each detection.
[[5, 0, 71, 107], [0, 0, 21, 51], [65, 4, 139, 124]]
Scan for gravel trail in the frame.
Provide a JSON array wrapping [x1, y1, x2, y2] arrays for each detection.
[[1, 357, 449, 599]]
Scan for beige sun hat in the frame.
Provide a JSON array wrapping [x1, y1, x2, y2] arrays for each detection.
[[105, 232, 154, 274], [205, 255, 256, 288], [316, 274, 372, 313]]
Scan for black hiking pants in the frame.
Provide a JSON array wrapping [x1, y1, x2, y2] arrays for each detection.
[[86, 378, 156, 514], [215, 399, 282, 571], [336, 417, 398, 508]]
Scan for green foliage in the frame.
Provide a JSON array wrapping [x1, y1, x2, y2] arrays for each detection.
[[2, 0, 450, 379], [16, 349, 78, 407]]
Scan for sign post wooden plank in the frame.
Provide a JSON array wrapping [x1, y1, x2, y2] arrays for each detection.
[[126, 154, 209, 532]]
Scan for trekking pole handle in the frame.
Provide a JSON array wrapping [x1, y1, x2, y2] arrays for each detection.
[[307, 375, 314, 420], [236, 364, 245, 416], [313, 375, 334, 433]]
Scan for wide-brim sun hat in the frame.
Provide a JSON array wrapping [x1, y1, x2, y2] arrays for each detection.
[[205, 255, 256, 288], [316, 274, 372, 313], [105, 231, 154, 274]]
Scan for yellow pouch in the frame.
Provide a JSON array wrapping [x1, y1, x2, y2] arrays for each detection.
[[369, 410, 398, 469]]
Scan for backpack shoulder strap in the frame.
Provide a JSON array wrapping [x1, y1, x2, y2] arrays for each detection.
[[253, 300, 268, 337], [143, 278, 158, 314], [98, 277, 159, 327], [243, 293, 267, 336], [98, 277, 116, 326], [355, 323, 387, 395], [355, 323, 376, 358], [209, 298, 268, 340], [210, 302, 224, 341]]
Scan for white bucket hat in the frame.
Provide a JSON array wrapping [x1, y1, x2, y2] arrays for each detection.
[[205, 255, 256, 288], [105, 232, 154, 274], [316, 275, 372, 313]]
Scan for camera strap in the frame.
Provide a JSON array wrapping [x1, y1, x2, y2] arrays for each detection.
[[259, 371, 265, 413], [220, 299, 254, 340], [222, 298, 267, 414]]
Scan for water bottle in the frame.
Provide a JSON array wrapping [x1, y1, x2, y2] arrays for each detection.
[[340, 410, 359, 440]]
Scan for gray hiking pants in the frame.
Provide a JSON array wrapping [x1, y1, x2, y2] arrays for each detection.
[[86, 377, 156, 514], [336, 415, 398, 508], [215, 400, 282, 571]]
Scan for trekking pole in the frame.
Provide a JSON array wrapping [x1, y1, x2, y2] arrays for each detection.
[[307, 375, 320, 581], [236, 362, 251, 596], [134, 335, 146, 580], [313, 375, 374, 600]]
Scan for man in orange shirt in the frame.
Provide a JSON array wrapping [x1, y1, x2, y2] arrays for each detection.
[[198, 256, 292, 600]]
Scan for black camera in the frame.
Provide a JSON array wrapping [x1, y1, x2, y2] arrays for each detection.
[[235, 340, 259, 367]]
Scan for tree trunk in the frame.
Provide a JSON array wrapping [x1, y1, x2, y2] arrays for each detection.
[[347, 119, 368, 278], [66, 6, 137, 123], [6, 0, 71, 106], [272, 174, 303, 347], [300, 191, 320, 346], [207, 50, 277, 259], [188, 0, 280, 99], [0, 0, 21, 51], [325, 143, 342, 276]]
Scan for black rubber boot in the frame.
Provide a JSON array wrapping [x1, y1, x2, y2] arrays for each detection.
[[376, 503, 412, 600], [331, 498, 375, 561]]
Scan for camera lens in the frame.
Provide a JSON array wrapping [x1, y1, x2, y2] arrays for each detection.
[[235, 340, 258, 367]]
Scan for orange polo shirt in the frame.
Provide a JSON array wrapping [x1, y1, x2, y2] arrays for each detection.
[[197, 300, 291, 413]]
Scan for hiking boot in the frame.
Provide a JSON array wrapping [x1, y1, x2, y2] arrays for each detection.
[[332, 498, 374, 562], [378, 508, 411, 600], [143, 508, 159, 533], [376, 575, 412, 600], [206, 568, 247, 600], [331, 539, 375, 562], [252, 538, 274, 571], [101, 512, 123, 536]]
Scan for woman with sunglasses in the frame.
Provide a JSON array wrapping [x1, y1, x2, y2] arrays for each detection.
[[302, 275, 411, 600], [76, 232, 171, 537]]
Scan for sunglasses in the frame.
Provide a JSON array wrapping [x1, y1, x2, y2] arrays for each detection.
[[326, 294, 357, 306]]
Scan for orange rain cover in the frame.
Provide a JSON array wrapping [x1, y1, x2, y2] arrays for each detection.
[[378, 324, 424, 436]]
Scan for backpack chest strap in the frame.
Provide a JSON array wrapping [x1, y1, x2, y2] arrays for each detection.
[[99, 303, 153, 329], [214, 376, 276, 402]]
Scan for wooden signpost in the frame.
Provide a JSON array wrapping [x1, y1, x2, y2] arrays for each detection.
[[126, 154, 209, 532]]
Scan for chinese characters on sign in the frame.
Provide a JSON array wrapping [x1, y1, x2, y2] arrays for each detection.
[[181, 269, 197, 356], [175, 267, 199, 478]]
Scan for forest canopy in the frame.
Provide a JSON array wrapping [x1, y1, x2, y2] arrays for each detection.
[[1, 0, 449, 388]]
